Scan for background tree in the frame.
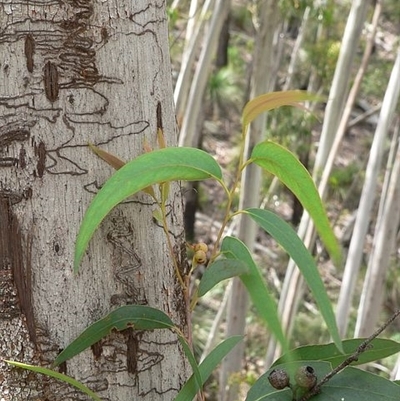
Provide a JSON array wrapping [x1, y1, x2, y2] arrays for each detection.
[[0, 2, 190, 400]]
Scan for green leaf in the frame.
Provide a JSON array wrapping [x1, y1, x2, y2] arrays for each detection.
[[273, 338, 400, 368], [249, 141, 341, 265], [220, 236, 288, 353], [314, 367, 400, 401], [242, 90, 318, 128], [246, 360, 331, 401], [244, 208, 342, 353], [175, 336, 243, 401], [177, 335, 203, 393], [5, 360, 102, 401], [198, 259, 250, 297], [247, 361, 400, 401], [75, 147, 223, 272], [53, 305, 175, 367]]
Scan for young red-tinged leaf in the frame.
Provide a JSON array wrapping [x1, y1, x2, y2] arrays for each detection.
[[88, 142, 126, 170], [242, 90, 319, 128], [157, 128, 167, 149], [249, 141, 341, 265], [89, 143, 156, 199]]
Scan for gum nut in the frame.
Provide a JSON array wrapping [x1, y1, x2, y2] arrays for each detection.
[[194, 242, 208, 252], [194, 250, 207, 264], [294, 365, 317, 389], [268, 368, 290, 390]]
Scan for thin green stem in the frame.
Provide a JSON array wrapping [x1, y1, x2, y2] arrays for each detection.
[[211, 126, 249, 256]]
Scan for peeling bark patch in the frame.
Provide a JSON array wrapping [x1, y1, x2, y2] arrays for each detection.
[[0, 197, 36, 344], [35, 141, 46, 178], [19, 146, 27, 169], [156, 101, 163, 131], [125, 328, 138, 374], [24, 34, 35, 73], [91, 341, 103, 360], [0, 127, 31, 150], [43, 61, 59, 103]]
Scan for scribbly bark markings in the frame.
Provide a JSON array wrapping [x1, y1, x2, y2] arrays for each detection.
[[0, 2, 184, 399], [1, 1, 122, 179], [107, 214, 146, 305], [0, 123, 32, 169]]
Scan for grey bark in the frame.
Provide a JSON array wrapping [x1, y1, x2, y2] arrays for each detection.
[[0, 2, 189, 400]]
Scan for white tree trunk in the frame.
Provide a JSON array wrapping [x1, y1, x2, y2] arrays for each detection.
[[0, 2, 189, 400], [178, 0, 231, 147], [314, 0, 371, 171], [355, 121, 400, 337], [337, 45, 400, 337]]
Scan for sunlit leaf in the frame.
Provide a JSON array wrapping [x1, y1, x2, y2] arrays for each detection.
[[244, 208, 342, 353], [220, 236, 288, 352], [175, 336, 243, 401], [273, 338, 400, 368], [53, 305, 175, 367], [75, 147, 223, 272], [198, 259, 250, 297], [242, 90, 318, 128], [249, 141, 341, 265], [6, 360, 102, 401]]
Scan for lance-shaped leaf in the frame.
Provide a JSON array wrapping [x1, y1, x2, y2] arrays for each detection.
[[243, 208, 342, 353], [247, 362, 400, 401], [6, 360, 102, 401], [52, 305, 203, 391], [273, 338, 400, 368], [75, 147, 223, 272], [198, 259, 250, 297], [242, 90, 318, 128], [221, 236, 288, 352], [53, 305, 175, 367], [175, 336, 243, 401], [249, 141, 341, 265]]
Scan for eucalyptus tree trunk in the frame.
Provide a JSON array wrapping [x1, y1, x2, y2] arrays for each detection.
[[174, 0, 204, 119], [178, 0, 231, 147], [0, 2, 189, 400], [313, 0, 371, 172], [355, 119, 400, 337], [339, 45, 400, 337], [219, 2, 281, 400]]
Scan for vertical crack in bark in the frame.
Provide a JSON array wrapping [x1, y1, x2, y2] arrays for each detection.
[[0, 197, 36, 344]]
